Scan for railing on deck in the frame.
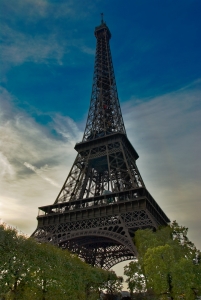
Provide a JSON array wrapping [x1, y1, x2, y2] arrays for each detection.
[[38, 188, 144, 216], [37, 187, 170, 223]]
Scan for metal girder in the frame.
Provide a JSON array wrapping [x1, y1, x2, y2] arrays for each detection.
[[54, 134, 144, 203], [33, 208, 158, 269]]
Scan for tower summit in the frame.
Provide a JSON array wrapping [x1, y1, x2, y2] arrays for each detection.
[[32, 20, 170, 269], [83, 15, 125, 142]]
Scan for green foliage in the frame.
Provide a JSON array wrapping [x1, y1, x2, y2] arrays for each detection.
[[101, 271, 123, 300], [102, 271, 123, 293], [124, 260, 146, 295], [124, 221, 201, 300], [0, 223, 117, 300]]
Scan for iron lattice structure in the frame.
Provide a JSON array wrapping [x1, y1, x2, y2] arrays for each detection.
[[32, 20, 170, 269]]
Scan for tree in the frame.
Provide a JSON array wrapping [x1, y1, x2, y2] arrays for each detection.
[[101, 271, 123, 300], [0, 223, 119, 300], [124, 260, 146, 296], [124, 221, 201, 300], [0, 223, 39, 299]]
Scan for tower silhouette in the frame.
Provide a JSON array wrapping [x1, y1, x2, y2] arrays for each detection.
[[32, 19, 170, 269]]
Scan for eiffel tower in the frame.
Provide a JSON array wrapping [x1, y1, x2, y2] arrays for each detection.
[[32, 17, 170, 269]]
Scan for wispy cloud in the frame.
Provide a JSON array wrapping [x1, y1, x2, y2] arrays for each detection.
[[0, 87, 82, 232], [0, 25, 66, 69], [24, 162, 60, 188], [0, 152, 15, 177], [0, 0, 97, 74], [81, 45, 95, 55], [52, 114, 82, 144], [1, 0, 85, 21]]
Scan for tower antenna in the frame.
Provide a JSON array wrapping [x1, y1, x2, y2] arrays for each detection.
[[101, 12, 104, 24]]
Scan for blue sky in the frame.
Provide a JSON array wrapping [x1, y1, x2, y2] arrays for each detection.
[[0, 0, 201, 281]]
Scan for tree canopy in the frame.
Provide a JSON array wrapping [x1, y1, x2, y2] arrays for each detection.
[[124, 221, 201, 300], [0, 223, 119, 300]]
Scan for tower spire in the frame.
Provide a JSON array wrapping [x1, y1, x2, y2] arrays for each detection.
[[101, 12, 104, 24], [82, 19, 125, 142]]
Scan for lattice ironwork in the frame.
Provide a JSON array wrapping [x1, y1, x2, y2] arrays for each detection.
[[32, 18, 170, 269], [82, 20, 126, 141], [54, 135, 144, 203]]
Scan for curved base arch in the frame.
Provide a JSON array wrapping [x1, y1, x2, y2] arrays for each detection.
[[59, 230, 136, 269]]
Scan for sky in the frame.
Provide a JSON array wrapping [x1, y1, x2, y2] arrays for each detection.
[[0, 0, 201, 285]]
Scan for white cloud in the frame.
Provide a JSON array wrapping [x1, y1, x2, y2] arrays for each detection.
[[123, 81, 201, 249], [123, 82, 201, 184], [0, 87, 82, 234]]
